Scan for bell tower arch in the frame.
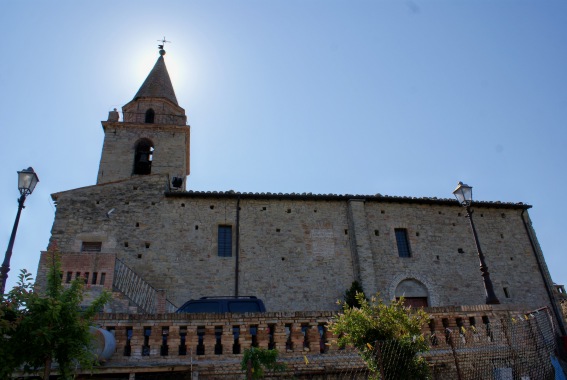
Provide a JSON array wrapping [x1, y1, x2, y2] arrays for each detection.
[[96, 48, 190, 186]]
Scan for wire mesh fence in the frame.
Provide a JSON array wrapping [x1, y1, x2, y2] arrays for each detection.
[[102, 308, 562, 380]]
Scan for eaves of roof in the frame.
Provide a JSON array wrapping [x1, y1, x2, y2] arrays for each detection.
[[165, 190, 531, 210]]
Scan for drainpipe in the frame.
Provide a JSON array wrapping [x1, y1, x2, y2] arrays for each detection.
[[235, 195, 240, 297], [521, 210, 566, 336]]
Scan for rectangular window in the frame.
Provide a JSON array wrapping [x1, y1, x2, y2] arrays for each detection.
[[81, 242, 102, 252], [100, 272, 106, 285], [395, 228, 411, 258], [218, 225, 232, 257], [91, 272, 98, 285]]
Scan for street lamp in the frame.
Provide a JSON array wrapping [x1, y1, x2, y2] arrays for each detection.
[[0, 167, 39, 295], [453, 181, 500, 305]]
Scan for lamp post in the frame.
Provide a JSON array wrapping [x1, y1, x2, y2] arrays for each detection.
[[0, 167, 39, 295], [453, 181, 500, 305]]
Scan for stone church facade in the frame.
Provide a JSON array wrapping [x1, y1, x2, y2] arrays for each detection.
[[36, 49, 562, 323]]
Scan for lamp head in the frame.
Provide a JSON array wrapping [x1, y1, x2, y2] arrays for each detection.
[[453, 181, 472, 207], [18, 167, 39, 197]]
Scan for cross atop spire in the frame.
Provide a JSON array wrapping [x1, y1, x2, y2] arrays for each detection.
[[157, 36, 170, 56]]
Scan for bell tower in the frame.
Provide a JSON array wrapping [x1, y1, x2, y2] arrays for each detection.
[[96, 47, 190, 187]]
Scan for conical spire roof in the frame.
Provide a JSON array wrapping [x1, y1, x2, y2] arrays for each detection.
[[133, 53, 178, 106]]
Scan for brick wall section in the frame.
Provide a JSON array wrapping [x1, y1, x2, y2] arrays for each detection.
[[88, 306, 534, 376], [36, 251, 115, 292]]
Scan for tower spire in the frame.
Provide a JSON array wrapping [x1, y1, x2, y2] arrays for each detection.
[[133, 41, 178, 106]]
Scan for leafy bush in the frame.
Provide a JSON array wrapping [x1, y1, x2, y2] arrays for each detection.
[[329, 293, 431, 380]]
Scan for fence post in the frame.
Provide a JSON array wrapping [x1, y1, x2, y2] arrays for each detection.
[[375, 341, 386, 380], [447, 329, 463, 380]]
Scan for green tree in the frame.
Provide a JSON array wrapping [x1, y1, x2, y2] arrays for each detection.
[[0, 252, 111, 379], [329, 293, 431, 380], [241, 347, 286, 379], [343, 281, 366, 308]]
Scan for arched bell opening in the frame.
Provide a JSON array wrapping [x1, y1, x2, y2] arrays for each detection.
[[133, 138, 154, 175]]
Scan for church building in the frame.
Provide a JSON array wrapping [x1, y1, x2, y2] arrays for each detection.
[[36, 47, 563, 327]]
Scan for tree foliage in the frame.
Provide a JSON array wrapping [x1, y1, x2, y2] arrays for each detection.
[[329, 292, 431, 380], [241, 347, 286, 379], [344, 281, 366, 308], [0, 253, 111, 379]]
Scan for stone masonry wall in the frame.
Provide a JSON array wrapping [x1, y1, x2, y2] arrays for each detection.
[[96, 122, 190, 185], [43, 175, 555, 315]]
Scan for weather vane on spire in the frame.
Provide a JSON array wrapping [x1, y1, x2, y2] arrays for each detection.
[[157, 36, 171, 56]]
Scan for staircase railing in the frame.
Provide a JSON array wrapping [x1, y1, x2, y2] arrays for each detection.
[[113, 257, 177, 313]]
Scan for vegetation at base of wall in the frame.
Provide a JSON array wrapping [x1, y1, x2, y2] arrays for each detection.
[[0, 251, 111, 379], [329, 292, 431, 380], [343, 281, 366, 308], [241, 347, 286, 379]]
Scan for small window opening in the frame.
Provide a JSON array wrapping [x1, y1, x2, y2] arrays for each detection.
[[482, 316, 493, 341], [124, 327, 133, 356], [151, 202, 156, 206], [210, 205, 215, 210], [510, 257, 514, 261], [436, 255, 440, 260], [100, 273, 106, 285], [195, 225, 199, 230], [458, 248, 464, 253], [458, 212, 462, 217], [145, 108, 155, 123], [142, 327, 151, 356], [318, 324, 328, 353], [81, 242, 102, 252], [65, 272, 72, 283], [281, 257, 285, 261], [381, 210, 385, 214], [480, 213, 484, 217], [503, 287, 511, 298], [429, 319, 438, 346], [75, 272, 80, 279], [276, 228, 281, 233], [136, 222, 140, 227], [344, 229, 348, 235], [416, 232, 420, 237], [83, 272, 89, 284], [262, 207, 266, 211], [133, 186, 138, 190], [469, 317, 476, 327], [501, 213, 506, 218], [374, 230, 379, 236], [124, 242, 129, 247], [218, 225, 232, 257], [500, 234, 504, 239], [232, 326, 241, 354], [181, 203, 185, 207], [285, 324, 293, 350], [145, 242, 150, 249], [301, 324, 310, 349], [395, 228, 412, 258], [179, 326, 187, 355], [91, 272, 98, 285], [137, 254, 142, 259], [314, 209, 317, 213], [250, 325, 259, 347], [124, 201, 129, 205], [161, 327, 169, 356], [96, 200, 100, 204], [442, 318, 450, 343], [268, 324, 276, 350], [438, 211, 442, 215], [133, 138, 154, 175], [286, 209, 291, 213], [214, 326, 223, 355]]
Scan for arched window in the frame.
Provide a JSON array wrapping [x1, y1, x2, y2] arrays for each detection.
[[395, 279, 429, 307], [145, 108, 155, 123], [133, 138, 154, 175]]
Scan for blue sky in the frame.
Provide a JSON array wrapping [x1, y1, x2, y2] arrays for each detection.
[[1, 1, 566, 293]]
